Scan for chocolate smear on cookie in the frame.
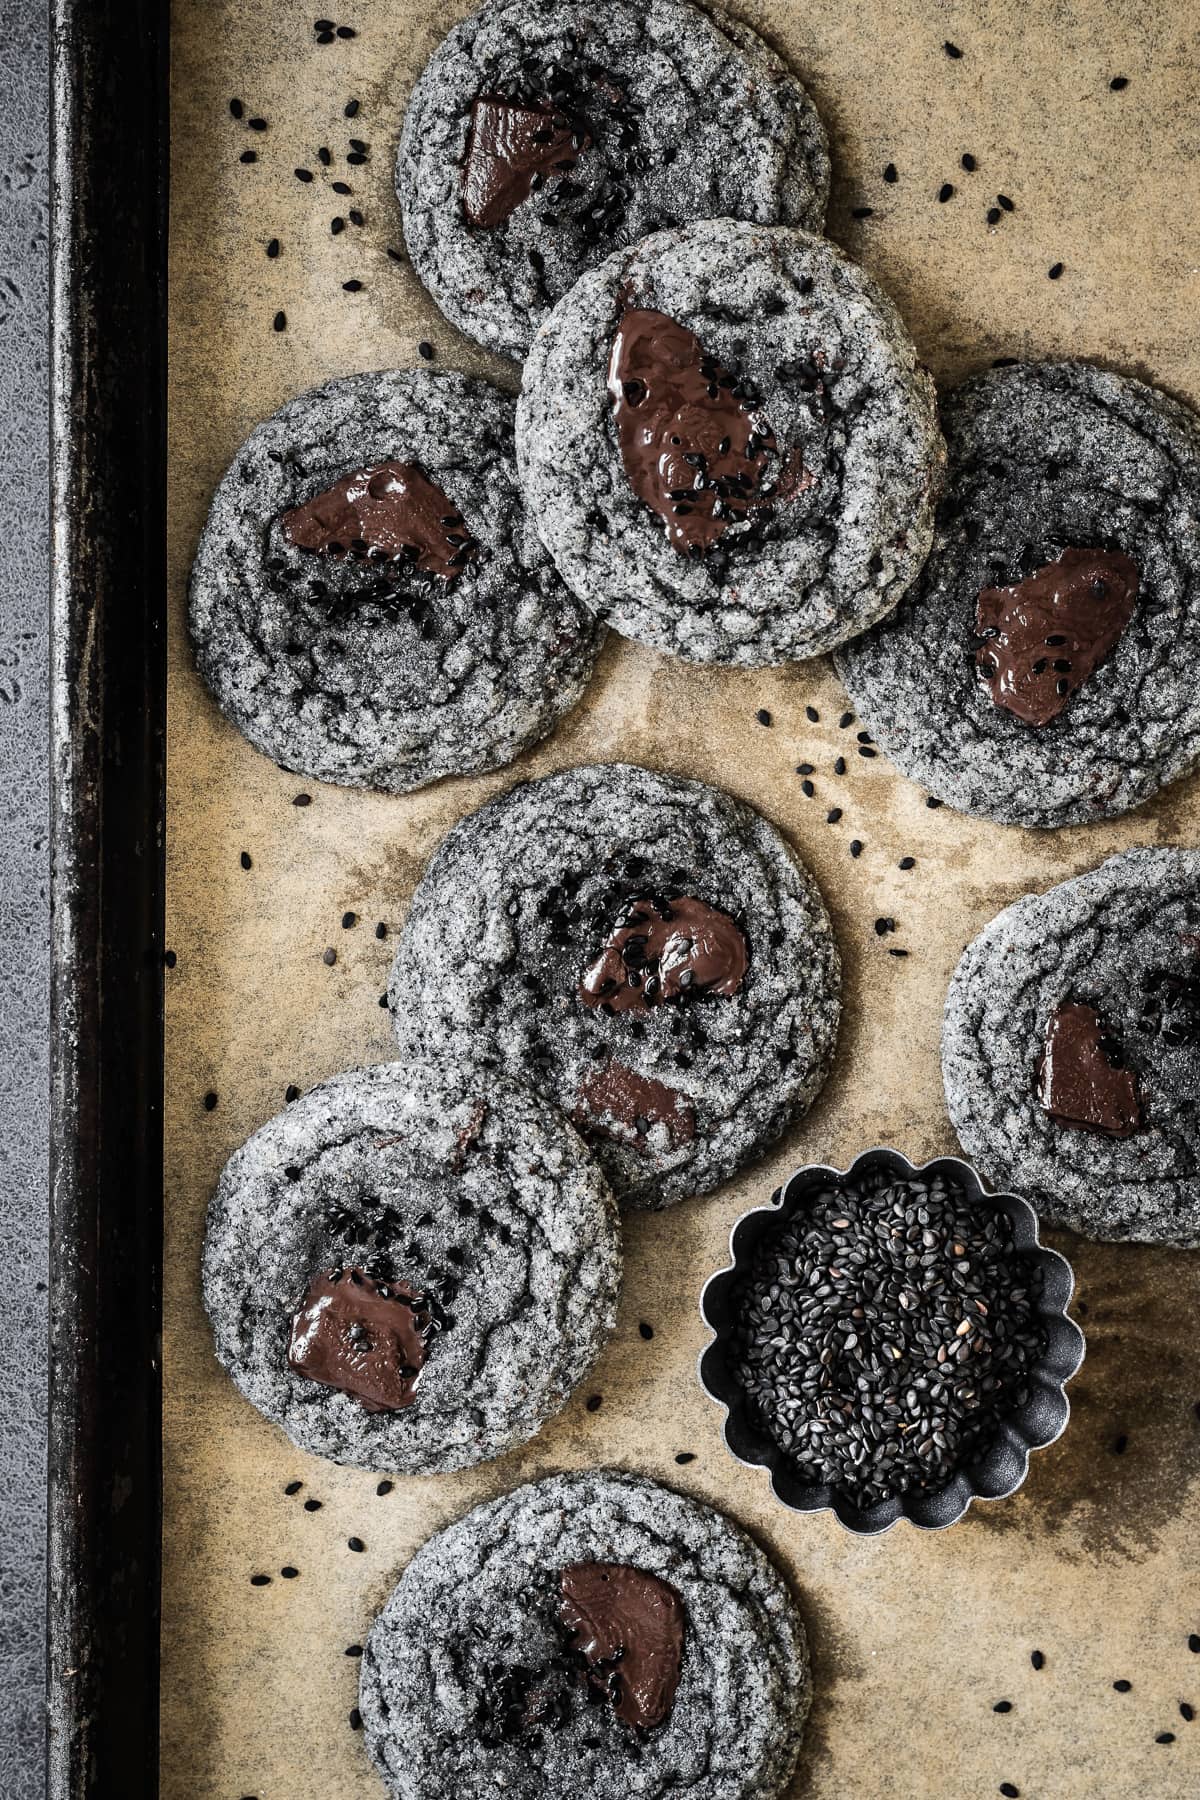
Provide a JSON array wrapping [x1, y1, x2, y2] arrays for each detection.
[[1037, 1000, 1141, 1136], [575, 1061, 694, 1148], [608, 308, 805, 554], [560, 1562, 685, 1732], [281, 460, 476, 579], [462, 96, 590, 228], [288, 1267, 436, 1410], [579, 895, 748, 1012], [975, 547, 1138, 725]]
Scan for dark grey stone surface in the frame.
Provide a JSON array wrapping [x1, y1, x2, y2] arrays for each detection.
[[0, 6, 49, 1798]]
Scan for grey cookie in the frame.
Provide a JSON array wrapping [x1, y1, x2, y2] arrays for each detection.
[[359, 1469, 810, 1800], [388, 762, 841, 1209], [516, 221, 944, 665], [836, 360, 1200, 827], [189, 368, 603, 794], [201, 1061, 621, 1472], [943, 849, 1200, 1246], [397, 0, 829, 361]]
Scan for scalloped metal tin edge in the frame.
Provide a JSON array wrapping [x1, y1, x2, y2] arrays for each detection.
[[697, 1146, 1087, 1535]]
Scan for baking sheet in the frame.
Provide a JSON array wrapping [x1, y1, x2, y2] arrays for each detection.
[[163, 2, 1200, 1794]]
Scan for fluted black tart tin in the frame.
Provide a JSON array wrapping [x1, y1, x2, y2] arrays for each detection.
[[698, 1148, 1085, 1534]]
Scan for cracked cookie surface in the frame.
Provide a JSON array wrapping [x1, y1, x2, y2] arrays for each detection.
[[359, 1470, 810, 1800], [397, 0, 829, 360], [942, 849, 1200, 1245], [836, 360, 1200, 826], [516, 221, 943, 665], [388, 762, 841, 1210], [188, 368, 603, 793], [201, 1062, 621, 1472]]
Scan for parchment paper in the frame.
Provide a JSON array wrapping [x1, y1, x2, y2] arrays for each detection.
[[163, 4, 1200, 1794]]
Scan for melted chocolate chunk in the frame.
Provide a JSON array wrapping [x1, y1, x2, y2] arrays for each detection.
[[975, 547, 1138, 726], [575, 1061, 695, 1149], [462, 96, 590, 229], [280, 460, 476, 580], [579, 895, 748, 1012], [476, 1662, 569, 1745], [560, 1562, 685, 1733], [608, 308, 806, 554], [1037, 1001, 1141, 1136], [1139, 967, 1200, 1046], [287, 1267, 435, 1411]]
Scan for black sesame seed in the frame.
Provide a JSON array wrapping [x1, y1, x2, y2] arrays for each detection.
[[639, 1321, 654, 1340], [304, 1499, 321, 1512], [345, 1643, 363, 1656], [349, 1708, 362, 1732], [755, 708, 772, 726], [997, 194, 1015, 212], [796, 762, 815, 775], [418, 340, 435, 361], [266, 238, 280, 258], [284, 1479, 302, 1495], [1109, 75, 1129, 90], [1114, 1680, 1132, 1692], [239, 150, 258, 164], [323, 947, 337, 966], [347, 151, 367, 164], [1189, 1633, 1200, 1653], [944, 40, 963, 58], [926, 795, 943, 808], [1048, 262, 1064, 280], [342, 911, 356, 928], [345, 98, 360, 116], [230, 98, 244, 118], [839, 711, 854, 728], [1031, 1650, 1045, 1670], [273, 311, 287, 332], [293, 792, 312, 806], [850, 840, 863, 857], [961, 152, 977, 171], [586, 1394, 603, 1412], [377, 1480, 394, 1496], [280, 1566, 299, 1579], [884, 163, 898, 183], [348, 1536, 365, 1552], [834, 756, 846, 774], [343, 279, 363, 292], [805, 705, 819, 722], [858, 745, 877, 759], [899, 856, 916, 870], [674, 1452, 696, 1465], [888, 947, 910, 958], [349, 209, 364, 226], [331, 179, 351, 194], [331, 216, 345, 234], [375, 922, 388, 940], [1180, 1702, 1194, 1721], [285, 1085, 300, 1104], [851, 205, 874, 220], [1000, 1786, 1019, 1798], [1156, 1733, 1175, 1744], [378, 993, 389, 1008], [1112, 1432, 1128, 1453], [203, 1091, 218, 1112], [240, 850, 252, 869], [337, 24, 356, 37], [164, 949, 177, 969], [938, 182, 954, 202], [248, 117, 267, 132], [826, 808, 843, 824], [987, 206, 1002, 225], [294, 167, 314, 182], [801, 779, 815, 798], [993, 1700, 1013, 1713], [250, 1574, 271, 1587]]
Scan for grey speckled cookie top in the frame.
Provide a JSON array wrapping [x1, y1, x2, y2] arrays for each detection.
[[517, 221, 943, 666], [359, 1470, 810, 1800], [201, 1062, 621, 1472], [189, 368, 603, 794], [397, 0, 829, 360], [943, 849, 1200, 1246], [836, 360, 1200, 827], [389, 762, 841, 1210]]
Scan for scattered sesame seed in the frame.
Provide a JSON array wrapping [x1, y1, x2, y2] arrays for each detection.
[[284, 1479, 302, 1495], [229, 98, 244, 118], [851, 205, 874, 220], [375, 922, 388, 940], [347, 151, 367, 164], [1031, 1650, 1045, 1670], [1109, 75, 1129, 91], [755, 708, 772, 726], [938, 183, 954, 202], [337, 23, 356, 36], [377, 1480, 394, 1496], [239, 149, 258, 164], [987, 206, 1002, 226], [999, 1786, 1019, 1798], [164, 949, 177, 969], [858, 745, 877, 759], [418, 340, 435, 361], [293, 792, 312, 806], [332, 180, 351, 194], [674, 1452, 696, 1464], [387, 247, 405, 262], [1156, 1733, 1175, 1745], [266, 238, 280, 258], [926, 795, 943, 808], [349, 1708, 362, 1731], [889, 947, 910, 958], [961, 152, 977, 171], [944, 40, 963, 58], [293, 167, 314, 183], [280, 1566, 299, 1579], [348, 1537, 365, 1553], [1112, 1433, 1128, 1453], [993, 1700, 1013, 1713], [834, 756, 846, 775], [285, 1084, 300, 1102], [1180, 1703, 1195, 1721], [331, 216, 346, 234], [342, 911, 357, 928], [796, 762, 815, 775], [1114, 1680, 1132, 1692], [839, 711, 854, 728], [240, 850, 252, 870], [801, 779, 815, 797], [826, 808, 843, 824], [899, 856, 916, 870], [203, 1091, 218, 1112], [639, 1321, 654, 1340], [318, 146, 332, 166], [805, 705, 819, 722], [304, 1497, 321, 1511], [1048, 262, 1064, 280], [345, 98, 360, 117], [1189, 1633, 1200, 1653], [346, 1643, 363, 1656], [248, 117, 267, 132], [323, 947, 337, 966], [250, 1574, 271, 1587], [998, 194, 1015, 212], [586, 1394, 603, 1412], [379, 993, 389, 1008], [883, 163, 898, 183], [273, 311, 287, 332], [349, 209, 364, 226], [343, 279, 363, 291], [850, 840, 863, 858]]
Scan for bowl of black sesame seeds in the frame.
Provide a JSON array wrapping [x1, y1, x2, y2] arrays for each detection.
[[698, 1148, 1084, 1533]]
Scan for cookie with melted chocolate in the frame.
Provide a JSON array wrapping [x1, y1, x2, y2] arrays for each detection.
[[188, 368, 603, 794], [517, 220, 943, 665], [201, 1062, 621, 1471], [396, 0, 829, 359], [359, 1470, 810, 1800], [944, 849, 1200, 1246], [388, 762, 841, 1209], [837, 360, 1200, 826]]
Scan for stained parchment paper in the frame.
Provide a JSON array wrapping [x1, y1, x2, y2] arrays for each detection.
[[164, 3, 1200, 1794]]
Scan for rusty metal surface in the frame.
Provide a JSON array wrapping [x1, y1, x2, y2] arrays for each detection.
[[162, 4, 1200, 1795]]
